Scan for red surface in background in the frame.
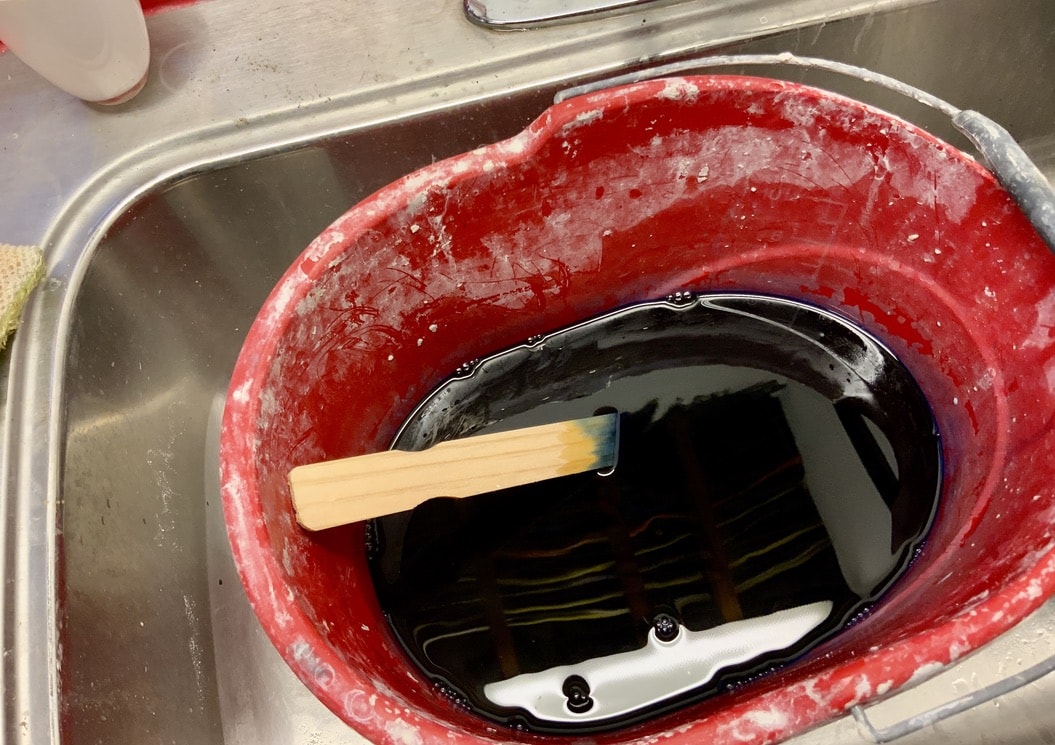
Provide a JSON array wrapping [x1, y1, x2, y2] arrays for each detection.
[[0, 0, 203, 53], [141, 0, 200, 11]]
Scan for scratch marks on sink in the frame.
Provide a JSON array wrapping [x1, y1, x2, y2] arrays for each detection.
[[852, 11, 874, 56], [184, 593, 208, 713], [146, 399, 184, 547], [146, 452, 175, 544]]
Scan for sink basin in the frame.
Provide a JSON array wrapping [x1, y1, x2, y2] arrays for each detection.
[[5, 0, 1055, 743]]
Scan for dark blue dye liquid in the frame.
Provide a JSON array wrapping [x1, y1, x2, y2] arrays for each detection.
[[367, 294, 942, 734]]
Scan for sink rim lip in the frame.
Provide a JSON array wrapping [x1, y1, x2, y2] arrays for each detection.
[[219, 71, 1055, 744]]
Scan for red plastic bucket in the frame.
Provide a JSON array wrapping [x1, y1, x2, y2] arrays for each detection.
[[220, 75, 1055, 744]]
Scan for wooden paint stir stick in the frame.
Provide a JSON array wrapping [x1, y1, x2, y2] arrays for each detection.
[[290, 412, 619, 531]]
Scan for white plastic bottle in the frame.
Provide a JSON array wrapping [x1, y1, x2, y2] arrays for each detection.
[[0, 0, 150, 104]]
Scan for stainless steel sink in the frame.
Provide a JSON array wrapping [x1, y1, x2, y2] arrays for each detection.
[[4, 0, 1055, 743]]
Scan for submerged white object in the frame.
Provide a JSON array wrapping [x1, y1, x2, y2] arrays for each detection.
[[0, 0, 149, 103], [484, 600, 834, 724]]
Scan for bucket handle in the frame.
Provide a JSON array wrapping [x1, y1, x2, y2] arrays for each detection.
[[555, 53, 1055, 254], [557, 53, 1055, 740], [849, 649, 1055, 742]]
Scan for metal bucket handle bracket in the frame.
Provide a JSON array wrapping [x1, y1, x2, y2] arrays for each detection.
[[556, 52, 1055, 741], [850, 651, 1055, 743], [555, 53, 1055, 255]]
